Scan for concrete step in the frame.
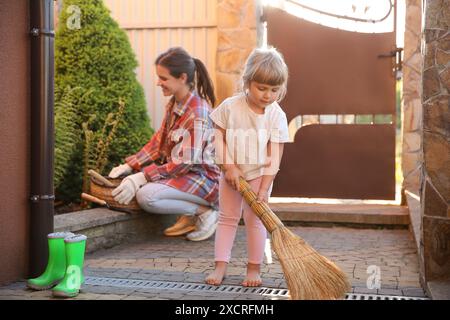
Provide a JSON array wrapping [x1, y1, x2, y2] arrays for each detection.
[[269, 202, 410, 227], [427, 278, 450, 300]]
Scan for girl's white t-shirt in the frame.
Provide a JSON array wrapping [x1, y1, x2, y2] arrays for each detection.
[[209, 93, 290, 180]]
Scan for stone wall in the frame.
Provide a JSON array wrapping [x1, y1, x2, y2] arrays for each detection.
[[216, 0, 260, 104], [402, 0, 423, 194], [420, 0, 450, 283]]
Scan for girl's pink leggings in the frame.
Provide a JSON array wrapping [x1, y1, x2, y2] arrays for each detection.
[[214, 174, 272, 265]]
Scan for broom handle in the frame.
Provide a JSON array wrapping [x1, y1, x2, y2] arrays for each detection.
[[88, 169, 115, 187], [217, 164, 284, 232], [218, 164, 284, 232], [237, 176, 285, 231]]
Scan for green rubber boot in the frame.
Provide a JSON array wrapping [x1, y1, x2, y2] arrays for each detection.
[[52, 234, 87, 298], [27, 232, 75, 290]]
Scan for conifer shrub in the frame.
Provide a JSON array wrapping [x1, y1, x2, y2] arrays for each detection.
[[54, 0, 153, 203]]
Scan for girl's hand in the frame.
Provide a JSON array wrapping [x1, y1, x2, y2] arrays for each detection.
[[224, 166, 243, 191], [257, 189, 269, 203]]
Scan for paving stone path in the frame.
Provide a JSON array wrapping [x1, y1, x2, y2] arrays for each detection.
[[0, 226, 427, 300]]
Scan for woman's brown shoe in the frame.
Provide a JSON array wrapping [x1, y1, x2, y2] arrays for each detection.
[[164, 215, 197, 236]]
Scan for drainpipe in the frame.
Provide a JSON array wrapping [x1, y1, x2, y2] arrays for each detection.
[[29, 0, 55, 277]]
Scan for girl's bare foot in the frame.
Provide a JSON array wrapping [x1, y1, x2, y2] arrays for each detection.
[[242, 263, 262, 287], [205, 261, 227, 286]]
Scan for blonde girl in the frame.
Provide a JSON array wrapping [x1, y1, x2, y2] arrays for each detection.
[[206, 47, 289, 286]]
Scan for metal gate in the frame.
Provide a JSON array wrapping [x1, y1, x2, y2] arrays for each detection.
[[265, 1, 400, 200]]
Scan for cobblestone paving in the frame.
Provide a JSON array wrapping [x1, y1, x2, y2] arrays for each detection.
[[0, 226, 428, 300]]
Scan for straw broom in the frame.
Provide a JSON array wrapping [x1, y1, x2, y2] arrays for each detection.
[[236, 176, 351, 300]]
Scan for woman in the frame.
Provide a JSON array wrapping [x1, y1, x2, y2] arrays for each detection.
[[109, 47, 220, 242]]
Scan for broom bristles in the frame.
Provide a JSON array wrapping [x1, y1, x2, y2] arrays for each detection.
[[271, 227, 351, 300], [229, 173, 351, 299]]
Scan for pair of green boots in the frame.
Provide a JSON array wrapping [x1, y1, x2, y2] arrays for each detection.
[[27, 232, 87, 298]]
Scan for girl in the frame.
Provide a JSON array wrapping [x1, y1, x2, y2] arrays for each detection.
[[206, 47, 290, 286], [109, 47, 220, 242]]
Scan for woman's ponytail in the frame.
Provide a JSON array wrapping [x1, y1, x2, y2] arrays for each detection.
[[156, 47, 216, 107], [193, 58, 216, 107]]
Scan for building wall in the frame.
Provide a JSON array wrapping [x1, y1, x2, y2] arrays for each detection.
[[0, 0, 30, 285], [420, 0, 450, 283], [103, 0, 218, 128], [401, 0, 423, 194]]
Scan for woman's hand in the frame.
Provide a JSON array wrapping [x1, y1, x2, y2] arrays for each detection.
[[224, 166, 243, 191], [112, 172, 147, 205], [108, 163, 132, 179], [256, 188, 270, 203]]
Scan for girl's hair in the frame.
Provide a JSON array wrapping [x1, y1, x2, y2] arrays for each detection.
[[241, 47, 289, 102], [155, 47, 216, 106]]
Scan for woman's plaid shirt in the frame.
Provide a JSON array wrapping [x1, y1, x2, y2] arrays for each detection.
[[125, 91, 220, 207]]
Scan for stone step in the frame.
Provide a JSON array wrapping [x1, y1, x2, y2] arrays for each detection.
[[269, 202, 410, 227], [55, 208, 176, 253], [427, 278, 450, 300]]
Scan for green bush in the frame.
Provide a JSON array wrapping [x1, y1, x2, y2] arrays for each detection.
[[55, 0, 153, 203], [54, 86, 83, 190]]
